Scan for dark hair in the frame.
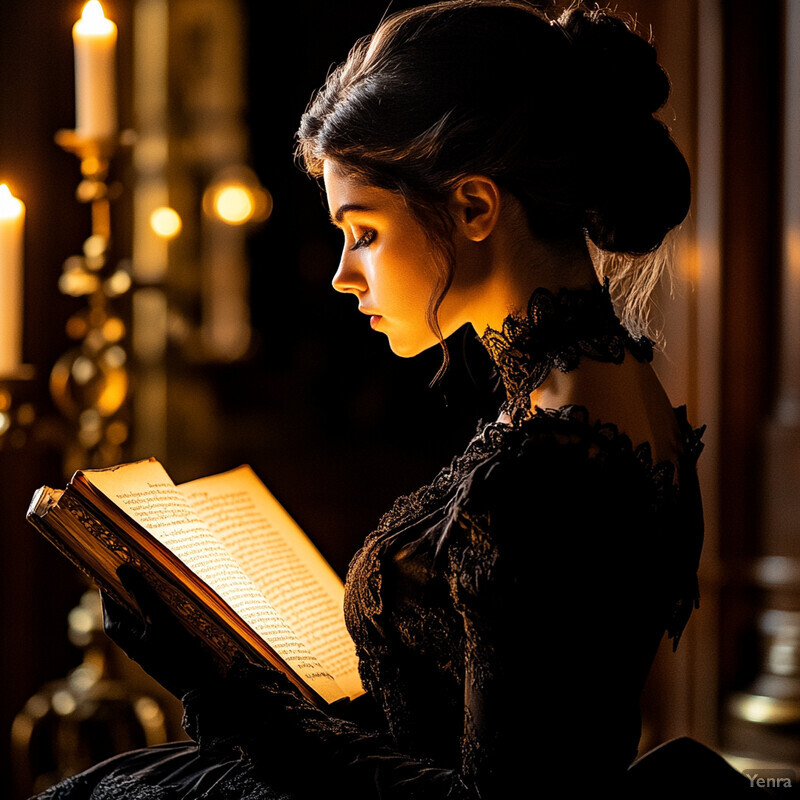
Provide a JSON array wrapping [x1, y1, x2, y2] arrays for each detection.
[[296, 0, 691, 348]]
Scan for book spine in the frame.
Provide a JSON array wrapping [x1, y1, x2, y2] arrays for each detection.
[[26, 494, 135, 614]]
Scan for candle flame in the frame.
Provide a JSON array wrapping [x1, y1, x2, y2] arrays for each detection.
[[78, 1, 115, 34], [82, 1, 106, 22], [0, 184, 24, 219]]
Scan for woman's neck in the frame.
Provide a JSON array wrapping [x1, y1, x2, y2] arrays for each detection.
[[462, 215, 600, 337], [478, 280, 655, 422]]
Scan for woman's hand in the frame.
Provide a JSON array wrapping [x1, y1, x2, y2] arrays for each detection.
[[101, 564, 222, 699]]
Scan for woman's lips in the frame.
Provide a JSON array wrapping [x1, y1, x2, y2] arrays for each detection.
[[359, 307, 382, 329]]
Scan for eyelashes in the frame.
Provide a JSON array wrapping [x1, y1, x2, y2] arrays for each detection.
[[349, 229, 376, 251]]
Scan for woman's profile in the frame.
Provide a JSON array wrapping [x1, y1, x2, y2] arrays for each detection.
[[32, 1, 758, 797]]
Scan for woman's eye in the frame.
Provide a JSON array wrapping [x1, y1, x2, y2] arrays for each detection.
[[350, 229, 376, 250]]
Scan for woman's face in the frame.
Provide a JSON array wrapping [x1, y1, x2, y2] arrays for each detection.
[[324, 161, 464, 357]]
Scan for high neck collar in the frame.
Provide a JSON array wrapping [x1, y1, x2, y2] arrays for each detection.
[[479, 281, 654, 419]]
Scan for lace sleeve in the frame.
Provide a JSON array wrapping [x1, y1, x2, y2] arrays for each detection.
[[439, 428, 686, 789]]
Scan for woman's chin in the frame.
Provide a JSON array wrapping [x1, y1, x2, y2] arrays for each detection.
[[385, 335, 438, 359], [387, 340, 421, 358]]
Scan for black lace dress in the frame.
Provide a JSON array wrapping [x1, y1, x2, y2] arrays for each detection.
[[35, 283, 709, 800]]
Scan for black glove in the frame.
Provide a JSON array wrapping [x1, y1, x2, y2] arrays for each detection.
[[101, 564, 223, 699]]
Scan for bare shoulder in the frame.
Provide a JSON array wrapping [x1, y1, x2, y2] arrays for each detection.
[[530, 357, 683, 465]]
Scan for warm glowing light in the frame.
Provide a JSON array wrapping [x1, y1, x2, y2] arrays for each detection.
[[0, 184, 24, 219], [149, 206, 182, 239], [214, 186, 255, 225], [202, 167, 273, 227], [77, 1, 115, 35]]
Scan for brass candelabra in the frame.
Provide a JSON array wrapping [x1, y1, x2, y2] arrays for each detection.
[[50, 128, 136, 474]]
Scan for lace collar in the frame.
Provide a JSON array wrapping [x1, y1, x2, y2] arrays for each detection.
[[479, 280, 654, 420]]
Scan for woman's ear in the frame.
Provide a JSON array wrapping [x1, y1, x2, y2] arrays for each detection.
[[448, 175, 502, 242]]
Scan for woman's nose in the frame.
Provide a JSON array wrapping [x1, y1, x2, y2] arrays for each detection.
[[332, 250, 368, 295]]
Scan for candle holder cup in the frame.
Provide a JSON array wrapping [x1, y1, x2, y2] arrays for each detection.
[[54, 129, 136, 177]]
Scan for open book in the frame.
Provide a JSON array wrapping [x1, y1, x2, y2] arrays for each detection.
[[26, 459, 364, 708]]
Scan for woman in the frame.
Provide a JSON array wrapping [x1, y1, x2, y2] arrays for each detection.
[[35, 1, 754, 798]]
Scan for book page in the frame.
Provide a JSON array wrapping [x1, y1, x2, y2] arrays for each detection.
[[180, 466, 363, 700], [81, 460, 346, 703]]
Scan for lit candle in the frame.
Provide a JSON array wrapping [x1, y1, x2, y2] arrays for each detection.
[[0, 184, 25, 376], [73, 1, 118, 139]]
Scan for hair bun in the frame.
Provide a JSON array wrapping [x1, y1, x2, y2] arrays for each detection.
[[583, 119, 691, 254], [555, 5, 690, 254], [559, 6, 669, 117]]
